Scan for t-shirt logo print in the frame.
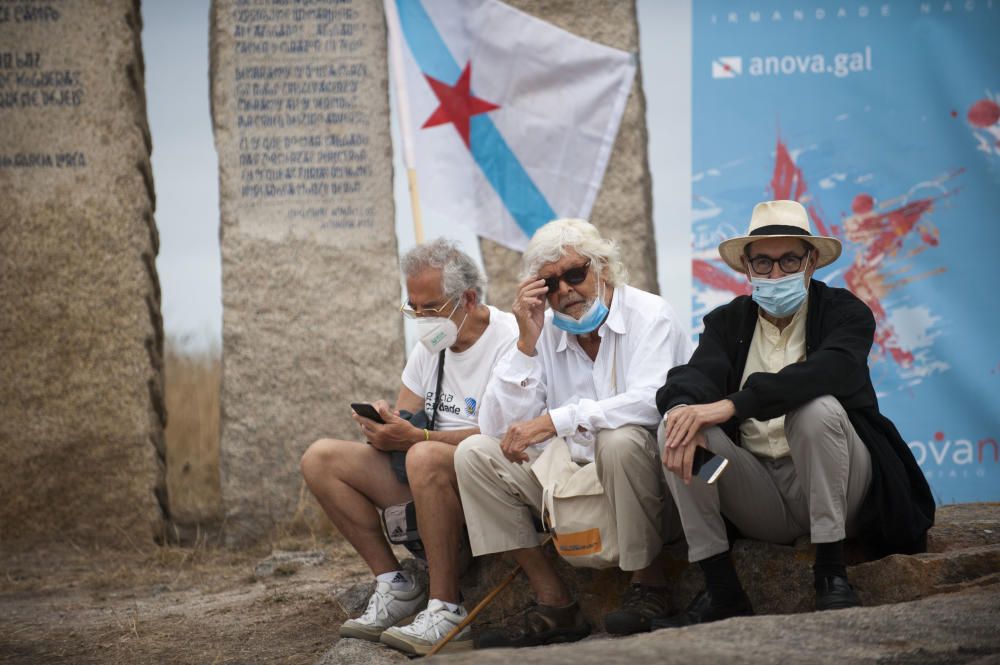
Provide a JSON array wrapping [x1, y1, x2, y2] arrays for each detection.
[[464, 397, 477, 416]]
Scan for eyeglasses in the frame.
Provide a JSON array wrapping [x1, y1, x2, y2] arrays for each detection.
[[747, 252, 809, 276], [399, 297, 454, 319], [541, 260, 591, 293]]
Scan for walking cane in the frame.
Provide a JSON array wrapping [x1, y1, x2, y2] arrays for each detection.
[[426, 535, 553, 657], [426, 563, 522, 656]]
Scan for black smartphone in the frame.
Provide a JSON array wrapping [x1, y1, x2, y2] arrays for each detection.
[[692, 447, 729, 484], [350, 402, 386, 424]]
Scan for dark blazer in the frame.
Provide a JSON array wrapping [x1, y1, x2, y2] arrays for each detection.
[[656, 279, 934, 558]]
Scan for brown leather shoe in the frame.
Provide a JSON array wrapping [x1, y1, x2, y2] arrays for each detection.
[[474, 601, 591, 649], [604, 584, 670, 635]]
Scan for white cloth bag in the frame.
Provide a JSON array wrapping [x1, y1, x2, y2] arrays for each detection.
[[530, 436, 619, 568]]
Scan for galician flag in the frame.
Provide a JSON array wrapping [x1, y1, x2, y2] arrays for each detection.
[[385, 0, 636, 251]]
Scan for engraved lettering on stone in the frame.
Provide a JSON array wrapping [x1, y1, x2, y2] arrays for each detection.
[[230, 0, 377, 231], [0, 3, 88, 171]]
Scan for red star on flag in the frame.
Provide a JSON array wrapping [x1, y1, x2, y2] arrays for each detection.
[[421, 62, 501, 148]]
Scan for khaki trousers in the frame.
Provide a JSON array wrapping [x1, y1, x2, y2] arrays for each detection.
[[661, 395, 872, 562], [455, 425, 679, 571]]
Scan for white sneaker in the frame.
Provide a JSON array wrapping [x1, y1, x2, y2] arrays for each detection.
[[338, 577, 427, 642], [380, 599, 474, 655]]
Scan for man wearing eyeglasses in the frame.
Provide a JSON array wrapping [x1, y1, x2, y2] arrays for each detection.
[[301, 238, 517, 655], [653, 200, 934, 628], [454, 218, 693, 647]]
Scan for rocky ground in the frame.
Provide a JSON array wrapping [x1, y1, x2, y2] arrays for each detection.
[[1, 505, 998, 665], [0, 536, 359, 664]]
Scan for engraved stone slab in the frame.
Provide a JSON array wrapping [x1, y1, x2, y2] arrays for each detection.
[[479, 0, 658, 309], [0, 0, 164, 546], [211, 0, 403, 544]]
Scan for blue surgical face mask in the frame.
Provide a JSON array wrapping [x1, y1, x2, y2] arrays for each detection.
[[552, 279, 609, 334], [750, 270, 809, 318]]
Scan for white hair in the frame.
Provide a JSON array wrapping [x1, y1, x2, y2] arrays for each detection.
[[521, 218, 627, 286], [400, 238, 486, 304]]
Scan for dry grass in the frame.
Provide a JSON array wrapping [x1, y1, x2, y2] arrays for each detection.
[[164, 342, 222, 526]]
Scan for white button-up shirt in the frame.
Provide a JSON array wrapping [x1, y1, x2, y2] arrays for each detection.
[[479, 285, 693, 462]]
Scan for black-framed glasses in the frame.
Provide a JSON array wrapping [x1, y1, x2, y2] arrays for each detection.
[[399, 297, 455, 319], [747, 252, 809, 276], [541, 260, 591, 293]]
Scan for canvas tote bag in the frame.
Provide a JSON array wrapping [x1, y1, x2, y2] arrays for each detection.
[[530, 436, 619, 568], [529, 335, 622, 568]]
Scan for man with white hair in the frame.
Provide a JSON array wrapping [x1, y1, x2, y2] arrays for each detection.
[[654, 200, 934, 628], [455, 219, 692, 647], [301, 239, 517, 655]]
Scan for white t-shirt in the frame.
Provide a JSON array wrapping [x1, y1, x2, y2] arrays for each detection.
[[401, 306, 518, 431]]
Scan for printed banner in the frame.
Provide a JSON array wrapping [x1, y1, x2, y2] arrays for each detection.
[[387, 0, 635, 251], [692, 2, 1000, 504]]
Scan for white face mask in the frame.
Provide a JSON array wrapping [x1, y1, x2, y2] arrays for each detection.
[[415, 300, 467, 353]]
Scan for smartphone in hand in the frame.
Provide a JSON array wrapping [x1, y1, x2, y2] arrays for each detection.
[[692, 447, 728, 484], [350, 402, 386, 424]]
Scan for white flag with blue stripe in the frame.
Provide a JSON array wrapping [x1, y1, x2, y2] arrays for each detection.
[[386, 0, 636, 251]]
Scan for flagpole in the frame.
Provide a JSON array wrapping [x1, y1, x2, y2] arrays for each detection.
[[384, 0, 425, 244], [406, 168, 424, 245]]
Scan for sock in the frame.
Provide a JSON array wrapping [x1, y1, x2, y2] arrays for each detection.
[[698, 551, 743, 602], [813, 541, 847, 580], [376, 570, 415, 591], [432, 599, 466, 616]]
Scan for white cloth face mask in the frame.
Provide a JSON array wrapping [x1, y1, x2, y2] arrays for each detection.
[[415, 300, 466, 353]]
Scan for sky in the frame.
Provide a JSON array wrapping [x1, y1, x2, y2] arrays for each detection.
[[142, 0, 691, 354]]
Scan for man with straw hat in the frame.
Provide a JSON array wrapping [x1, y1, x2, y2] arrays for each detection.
[[653, 200, 934, 627]]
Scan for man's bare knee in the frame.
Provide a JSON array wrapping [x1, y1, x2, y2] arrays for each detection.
[[405, 441, 456, 486], [300, 438, 350, 485]]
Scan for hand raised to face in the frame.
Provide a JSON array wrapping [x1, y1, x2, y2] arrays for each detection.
[[511, 275, 549, 357]]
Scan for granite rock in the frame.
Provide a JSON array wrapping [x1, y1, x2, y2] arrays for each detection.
[[459, 504, 1000, 628], [210, 0, 404, 545], [432, 586, 1000, 665], [0, 0, 164, 547], [317, 637, 410, 665], [254, 549, 331, 578]]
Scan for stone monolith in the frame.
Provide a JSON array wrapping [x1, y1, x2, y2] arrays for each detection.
[[210, 0, 403, 544], [479, 0, 658, 308], [0, 1, 165, 547]]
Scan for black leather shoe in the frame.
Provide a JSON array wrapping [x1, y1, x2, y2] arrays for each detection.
[[815, 575, 861, 610], [650, 589, 752, 630]]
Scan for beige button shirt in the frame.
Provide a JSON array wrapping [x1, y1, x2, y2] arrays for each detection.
[[738, 297, 809, 458]]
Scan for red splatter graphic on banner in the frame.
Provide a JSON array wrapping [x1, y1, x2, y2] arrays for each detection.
[[693, 259, 751, 296], [692, 134, 954, 371], [965, 94, 1000, 157], [768, 136, 952, 368], [967, 99, 1000, 128]]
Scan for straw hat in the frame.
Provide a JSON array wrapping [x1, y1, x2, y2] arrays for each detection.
[[717, 200, 842, 272]]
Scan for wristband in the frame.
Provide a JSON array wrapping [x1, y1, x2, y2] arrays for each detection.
[[423, 428, 430, 441]]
